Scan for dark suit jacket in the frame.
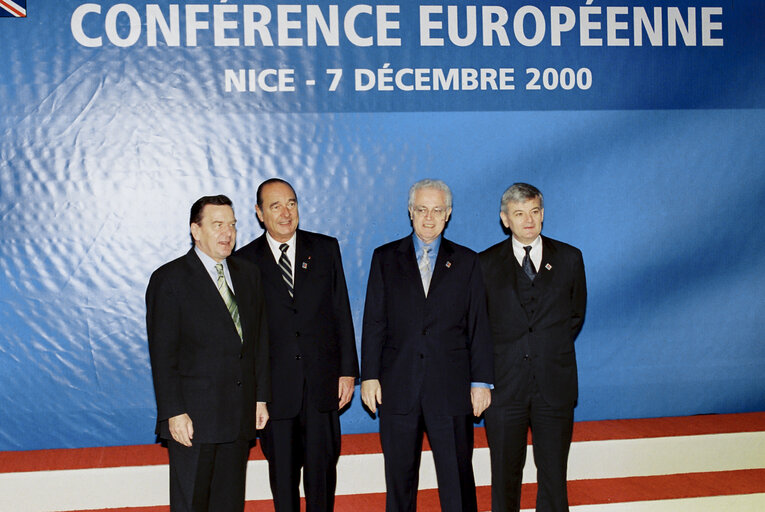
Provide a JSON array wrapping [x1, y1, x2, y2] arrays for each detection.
[[479, 235, 586, 409], [146, 249, 270, 443], [361, 235, 493, 416], [235, 230, 358, 420]]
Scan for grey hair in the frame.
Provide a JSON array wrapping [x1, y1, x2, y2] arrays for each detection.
[[408, 179, 453, 209], [500, 183, 544, 212]]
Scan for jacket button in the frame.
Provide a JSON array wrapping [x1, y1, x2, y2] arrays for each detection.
[[236, 380, 242, 386], [295, 331, 300, 337], [421, 329, 427, 335], [419, 353, 424, 359], [295, 355, 302, 360], [523, 354, 530, 361], [528, 327, 533, 333]]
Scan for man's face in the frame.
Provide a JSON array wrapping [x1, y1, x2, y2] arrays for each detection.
[[409, 187, 452, 244], [500, 197, 544, 245], [190, 204, 237, 262], [256, 182, 299, 243]]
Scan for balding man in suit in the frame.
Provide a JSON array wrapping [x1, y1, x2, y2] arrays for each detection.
[[236, 179, 358, 512]]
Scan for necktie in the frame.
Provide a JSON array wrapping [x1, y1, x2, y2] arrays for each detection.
[[419, 246, 432, 296], [279, 243, 294, 298], [523, 245, 537, 281], [215, 263, 242, 341]]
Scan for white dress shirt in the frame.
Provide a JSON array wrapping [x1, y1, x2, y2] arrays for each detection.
[[265, 231, 297, 281], [512, 235, 542, 272], [194, 246, 235, 293]]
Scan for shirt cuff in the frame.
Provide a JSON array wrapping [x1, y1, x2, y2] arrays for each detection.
[[471, 382, 494, 389]]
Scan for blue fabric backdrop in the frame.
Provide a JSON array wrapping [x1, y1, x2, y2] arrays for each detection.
[[1, 1, 764, 450]]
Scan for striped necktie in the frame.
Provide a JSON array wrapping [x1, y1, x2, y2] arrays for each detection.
[[279, 243, 294, 298], [215, 263, 242, 341]]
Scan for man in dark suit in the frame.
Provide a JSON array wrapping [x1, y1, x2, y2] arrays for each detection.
[[479, 183, 587, 512], [360, 179, 493, 512], [236, 178, 358, 512], [146, 195, 270, 512]]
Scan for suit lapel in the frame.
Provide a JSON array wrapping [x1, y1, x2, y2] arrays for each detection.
[[534, 236, 558, 289], [227, 257, 250, 344], [293, 231, 311, 298], [428, 237, 455, 296], [184, 250, 242, 344], [497, 238, 520, 298], [396, 236, 423, 296], [253, 234, 294, 302]]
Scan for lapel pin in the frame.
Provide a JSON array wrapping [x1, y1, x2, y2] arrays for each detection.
[[302, 262, 308, 269], [545, 263, 552, 271], [445, 261, 452, 268]]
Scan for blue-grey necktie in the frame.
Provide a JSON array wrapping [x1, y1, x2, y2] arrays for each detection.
[[419, 247, 432, 296], [523, 245, 537, 281]]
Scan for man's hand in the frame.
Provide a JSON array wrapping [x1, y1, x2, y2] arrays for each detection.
[[471, 387, 491, 417], [361, 379, 382, 414], [168, 413, 194, 447], [338, 376, 356, 409], [255, 402, 269, 430]]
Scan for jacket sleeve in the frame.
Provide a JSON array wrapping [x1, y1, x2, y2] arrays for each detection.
[[466, 253, 494, 385], [360, 249, 386, 381], [570, 248, 587, 340], [330, 238, 360, 378], [146, 270, 185, 422], [251, 267, 272, 403]]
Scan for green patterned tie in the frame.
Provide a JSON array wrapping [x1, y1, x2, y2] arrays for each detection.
[[215, 264, 242, 341]]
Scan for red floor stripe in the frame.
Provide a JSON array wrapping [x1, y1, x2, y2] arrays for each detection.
[[566, 469, 765, 506], [571, 412, 765, 442], [70, 469, 765, 512], [2, 412, 763, 473]]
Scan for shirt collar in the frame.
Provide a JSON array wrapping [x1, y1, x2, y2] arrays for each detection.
[[413, 232, 441, 259], [194, 246, 230, 282], [265, 231, 297, 267], [266, 231, 297, 253], [511, 234, 541, 253], [511, 235, 542, 267]]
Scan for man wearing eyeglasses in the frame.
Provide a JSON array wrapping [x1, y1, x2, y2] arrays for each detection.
[[361, 179, 494, 512]]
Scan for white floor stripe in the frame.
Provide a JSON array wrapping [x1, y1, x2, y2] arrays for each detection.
[[0, 464, 171, 511], [567, 432, 765, 480], [521, 493, 765, 512], [1, 432, 763, 511]]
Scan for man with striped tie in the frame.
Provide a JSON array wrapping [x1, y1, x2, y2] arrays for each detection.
[[236, 179, 358, 512], [147, 195, 270, 512]]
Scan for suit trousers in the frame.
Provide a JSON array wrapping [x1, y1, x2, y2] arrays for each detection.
[[260, 396, 341, 512], [379, 400, 477, 512], [484, 378, 574, 512], [167, 438, 250, 512]]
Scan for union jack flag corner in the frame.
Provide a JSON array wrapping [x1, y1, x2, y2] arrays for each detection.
[[0, 0, 26, 18]]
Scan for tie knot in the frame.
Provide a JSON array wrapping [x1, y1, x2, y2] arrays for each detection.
[[524, 245, 532, 255], [280, 243, 289, 254], [215, 263, 225, 277]]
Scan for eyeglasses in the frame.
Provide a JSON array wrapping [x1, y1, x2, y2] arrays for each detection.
[[412, 206, 448, 219]]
